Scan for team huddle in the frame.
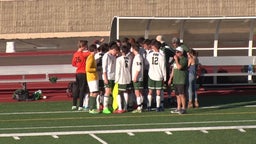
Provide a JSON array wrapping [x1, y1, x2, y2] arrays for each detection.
[[71, 36, 199, 115]]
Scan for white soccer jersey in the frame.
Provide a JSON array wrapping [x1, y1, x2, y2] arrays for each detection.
[[115, 55, 132, 84], [102, 52, 116, 80], [147, 51, 166, 81], [132, 54, 144, 82]]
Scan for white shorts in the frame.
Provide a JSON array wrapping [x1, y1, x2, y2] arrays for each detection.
[[88, 80, 99, 92]]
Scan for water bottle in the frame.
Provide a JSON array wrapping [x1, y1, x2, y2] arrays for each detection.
[[248, 65, 253, 74]]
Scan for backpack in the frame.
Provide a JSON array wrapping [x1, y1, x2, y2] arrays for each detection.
[[13, 89, 30, 101], [96, 53, 104, 67], [66, 81, 77, 97]]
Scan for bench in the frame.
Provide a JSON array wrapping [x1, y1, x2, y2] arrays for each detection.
[[198, 56, 256, 87], [0, 64, 76, 91]]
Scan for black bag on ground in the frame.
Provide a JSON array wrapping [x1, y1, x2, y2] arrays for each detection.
[[66, 81, 77, 97], [13, 89, 30, 101]]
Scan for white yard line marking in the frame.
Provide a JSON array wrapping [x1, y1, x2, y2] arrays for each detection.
[[13, 136, 20, 140], [0, 125, 255, 138], [0, 111, 80, 116], [200, 106, 220, 109], [52, 135, 59, 138], [89, 134, 108, 144], [127, 132, 135, 136], [238, 128, 246, 133], [245, 105, 256, 107], [165, 131, 173, 135], [1, 119, 256, 131], [201, 130, 209, 133]]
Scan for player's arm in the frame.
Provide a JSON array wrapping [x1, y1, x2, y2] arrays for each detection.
[[133, 61, 142, 82], [161, 56, 167, 82], [71, 53, 78, 67], [102, 54, 108, 84], [168, 66, 174, 85], [86, 56, 96, 73], [115, 59, 121, 83], [174, 55, 182, 70]]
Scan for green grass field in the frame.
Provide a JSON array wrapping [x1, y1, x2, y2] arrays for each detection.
[[0, 94, 256, 144]]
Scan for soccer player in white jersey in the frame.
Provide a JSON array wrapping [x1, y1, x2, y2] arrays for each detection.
[[131, 43, 144, 113], [102, 42, 120, 114], [114, 45, 132, 113], [146, 40, 166, 112]]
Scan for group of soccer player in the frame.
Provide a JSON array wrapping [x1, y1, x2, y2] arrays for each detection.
[[72, 35, 198, 115]]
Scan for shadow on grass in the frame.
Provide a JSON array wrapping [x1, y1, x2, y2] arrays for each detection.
[[197, 89, 256, 109]]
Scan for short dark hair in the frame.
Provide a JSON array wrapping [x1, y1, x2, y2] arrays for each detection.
[[78, 40, 88, 48], [131, 43, 140, 52], [137, 37, 145, 45], [150, 39, 161, 49], [120, 45, 130, 55], [88, 44, 97, 52], [109, 41, 120, 51], [98, 43, 109, 53], [143, 39, 151, 45]]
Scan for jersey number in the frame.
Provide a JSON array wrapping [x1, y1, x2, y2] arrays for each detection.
[[124, 57, 129, 68], [152, 56, 158, 65]]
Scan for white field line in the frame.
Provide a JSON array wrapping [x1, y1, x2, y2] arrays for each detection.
[[0, 103, 255, 116], [52, 135, 59, 139], [0, 125, 256, 138], [244, 105, 256, 107], [89, 134, 108, 144], [238, 128, 246, 133], [200, 106, 220, 109], [0, 111, 80, 116], [13, 136, 20, 140], [127, 132, 135, 136], [165, 131, 173, 135], [1, 120, 256, 131], [201, 130, 209, 133]]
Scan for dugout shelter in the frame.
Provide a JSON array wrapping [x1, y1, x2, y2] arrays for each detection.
[[110, 16, 256, 86]]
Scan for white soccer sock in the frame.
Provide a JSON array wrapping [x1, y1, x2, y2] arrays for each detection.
[[136, 96, 142, 110], [156, 95, 161, 108], [147, 95, 152, 107], [117, 94, 122, 110], [103, 96, 109, 109], [123, 92, 128, 110], [96, 95, 100, 109], [140, 95, 144, 104], [83, 94, 89, 108]]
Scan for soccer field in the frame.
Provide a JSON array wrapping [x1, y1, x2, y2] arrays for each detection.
[[0, 94, 256, 144]]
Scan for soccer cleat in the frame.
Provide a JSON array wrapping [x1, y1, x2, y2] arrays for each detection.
[[113, 109, 126, 114], [102, 108, 112, 114], [147, 107, 152, 112], [71, 106, 77, 110], [78, 107, 83, 111], [156, 107, 162, 112], [170, 109, 180, 114], [179, 109, 186, 115], [160, 106, 164, 111], [89, 109, 100, 114], [132, 109, 142, 113]]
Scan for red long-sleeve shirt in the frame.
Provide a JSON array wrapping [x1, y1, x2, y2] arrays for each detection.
[[72, 50, 90, 73]]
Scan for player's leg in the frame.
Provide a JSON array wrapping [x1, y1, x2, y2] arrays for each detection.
[[103, 80, 113, 114], [132, 81, 143, 113]]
